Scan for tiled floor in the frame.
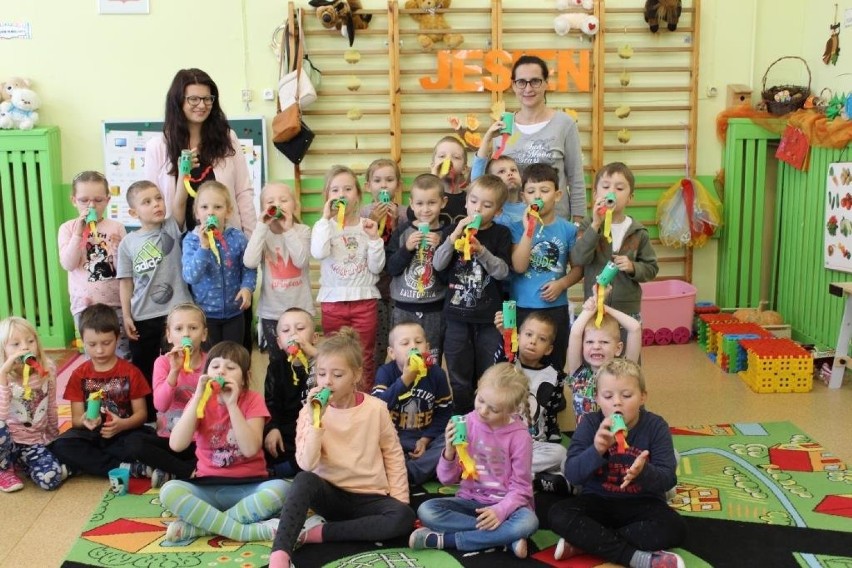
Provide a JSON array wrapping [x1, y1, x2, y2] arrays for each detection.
[[1, 343, 850, 567]]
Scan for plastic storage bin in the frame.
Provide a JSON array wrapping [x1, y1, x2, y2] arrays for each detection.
[[640, 280, 698, 345]]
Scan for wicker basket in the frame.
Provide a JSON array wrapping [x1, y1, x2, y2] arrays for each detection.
[[761, 56, 811, 116]]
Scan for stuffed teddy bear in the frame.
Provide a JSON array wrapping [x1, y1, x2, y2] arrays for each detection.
[[405, 0, 464, 50], [1, 76, 32, 103], [308, 0, 372, 46], [0, 87, 41, 130], [556, 0, 593, 10], [644, 0, 682, 33], [554, 12, 599, 37]]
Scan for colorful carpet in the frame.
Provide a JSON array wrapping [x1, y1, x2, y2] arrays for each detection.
[[48, 348, 84, 433], [60, 422, 852, 568]]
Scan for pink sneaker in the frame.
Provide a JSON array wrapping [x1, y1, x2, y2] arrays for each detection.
[[0, 469, 24, 492]]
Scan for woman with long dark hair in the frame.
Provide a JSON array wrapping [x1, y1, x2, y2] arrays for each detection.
[[145, 68, 256, 235]]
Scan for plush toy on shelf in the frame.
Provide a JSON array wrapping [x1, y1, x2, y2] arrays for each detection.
[[643, 0, 682, 33], [554, 12, 599, 37], [0, 87, 40, 130], [308, 0, 372, 46], [405, 0, 464, 50], [1, 76, 32, 103]]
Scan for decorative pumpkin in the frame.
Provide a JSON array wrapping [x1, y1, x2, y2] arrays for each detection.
[[732, 302, 784, 325]]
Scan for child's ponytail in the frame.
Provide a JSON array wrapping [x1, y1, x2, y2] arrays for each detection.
[[316, 326, 363, 378]]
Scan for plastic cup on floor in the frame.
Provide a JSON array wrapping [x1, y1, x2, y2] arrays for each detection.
[[108, 467, 129, 496]]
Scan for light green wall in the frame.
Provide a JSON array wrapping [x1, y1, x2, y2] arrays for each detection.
[[0, 0, 835, 302]]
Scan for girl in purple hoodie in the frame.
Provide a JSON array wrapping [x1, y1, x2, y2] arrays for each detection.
[[409, 362, 538, 559]]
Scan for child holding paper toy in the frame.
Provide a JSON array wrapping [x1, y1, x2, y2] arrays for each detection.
[[268, 328, 414, 568], [159, 341, 288, 545], [409, 362, 537, 559], [386, 173, 449, 364], [311, 166, 385, 389], [182, 180, 256, 346], [549, 359, 686, 566], [58, 170, 129, 358], [0, 317, 63, 492], [371, 322, 452, 485]]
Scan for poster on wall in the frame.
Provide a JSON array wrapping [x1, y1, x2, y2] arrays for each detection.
[[102, 118, 266, 227], [824, 162, 852, 272]]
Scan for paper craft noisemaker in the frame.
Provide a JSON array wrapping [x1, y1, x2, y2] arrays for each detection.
[[196, 376, 225, 419], [525, 198, 544, 238], [331, 198, 347, 229], [181, 336, 193, 372], [595, 261, 619, 327], [454, 214, 482, 261], [451, 415, 478, 480], [597, 191, 616, 243], [86, 389, 105, 420], [491, 112, 514, 159], [610, 411, 630, 453], [502, 301, 519, 362], [285, 339, 309, 385], [179, 150, 197, 197], [204, 214, 228, 266], [311, 387, 332, 427], [19, 352, 47, 400]]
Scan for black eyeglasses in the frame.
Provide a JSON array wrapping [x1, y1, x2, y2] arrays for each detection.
[[185, 95, 216, 106], [513, 78, 545, 89]]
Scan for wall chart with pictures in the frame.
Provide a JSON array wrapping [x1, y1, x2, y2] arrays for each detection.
[[824, 162, 852, 272]]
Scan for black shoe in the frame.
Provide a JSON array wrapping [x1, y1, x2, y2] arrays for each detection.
[[534, 472, 570, 495]]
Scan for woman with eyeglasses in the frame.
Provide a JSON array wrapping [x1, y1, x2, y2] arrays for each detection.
[[144, 68, 256, 236], [482, 55, 586, 223]]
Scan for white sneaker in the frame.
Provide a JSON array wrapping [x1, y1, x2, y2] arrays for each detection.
[[259, 517, 280, 539], [295, 514, 326, 548]]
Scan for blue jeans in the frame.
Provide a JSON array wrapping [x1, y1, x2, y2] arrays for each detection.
[[417, 497, 539, 551]]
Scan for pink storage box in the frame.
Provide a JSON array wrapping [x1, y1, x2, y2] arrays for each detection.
[[640, 280, 697, 340]]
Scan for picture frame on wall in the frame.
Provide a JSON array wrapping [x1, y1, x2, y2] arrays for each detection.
[[97, 0, 149, 15]]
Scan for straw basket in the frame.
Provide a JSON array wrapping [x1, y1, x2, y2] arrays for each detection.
[[761, 56, 811, 116]]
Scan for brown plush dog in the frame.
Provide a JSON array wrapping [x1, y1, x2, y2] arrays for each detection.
[[644, 0, 682, 33], [308, 0, 372, 46]]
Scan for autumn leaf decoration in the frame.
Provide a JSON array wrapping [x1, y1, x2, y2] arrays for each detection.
[[447, 113, 482, 150]]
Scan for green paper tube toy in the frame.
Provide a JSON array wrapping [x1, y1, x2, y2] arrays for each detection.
[[610, 411, 630, 453], [378, 189, 391, 203], [179, 150, 193, 177], [197, 376, 225, 419], [86, 390, 105, 420], [181, 336, 193, 372], [311, 387, 332, 427], [451, 415, 478, 479], [502, 301, 518, 362], [595, 261, 620, 327]]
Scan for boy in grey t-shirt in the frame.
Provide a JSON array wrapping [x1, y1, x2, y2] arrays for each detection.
[[117, 180, 191, 418]]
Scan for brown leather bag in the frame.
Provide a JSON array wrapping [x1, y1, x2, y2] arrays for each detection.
[[271, 14, 304, 143]]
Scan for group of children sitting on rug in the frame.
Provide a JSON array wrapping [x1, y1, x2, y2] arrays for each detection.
[[0, 126, 686, 566]]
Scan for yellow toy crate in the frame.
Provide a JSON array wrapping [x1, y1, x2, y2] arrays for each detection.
[[738, 338, 814, 393]]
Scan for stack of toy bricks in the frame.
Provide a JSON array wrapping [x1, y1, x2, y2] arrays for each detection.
[[705, 321, 767, 362], [719, 332, 768, 373], [738, 338, 814, 393], [697, 313, 737, 351]]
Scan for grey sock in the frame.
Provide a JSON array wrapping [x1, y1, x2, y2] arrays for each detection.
[[631, 550, 652, 568]]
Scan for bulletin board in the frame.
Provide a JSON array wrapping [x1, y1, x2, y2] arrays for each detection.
[[824, 162, 852, 273], [102, 118, 267, 227]]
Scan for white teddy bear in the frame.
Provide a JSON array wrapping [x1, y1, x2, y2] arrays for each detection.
[[556, 0, 593, 9], [554, 0, 598, 37], [0, 87, 41, 130], [554, 12, 599, 37]]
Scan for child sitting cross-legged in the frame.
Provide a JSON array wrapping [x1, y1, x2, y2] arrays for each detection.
[[158, 341, 289, 545], [371, 322, 453, 486], [549, 359, 686, 567], [410, 363, 538, 559]]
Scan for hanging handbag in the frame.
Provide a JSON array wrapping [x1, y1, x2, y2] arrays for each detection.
[[272, 10, 315, 162], [278, 8, 317, 110], [272, 16, 304, 144]]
